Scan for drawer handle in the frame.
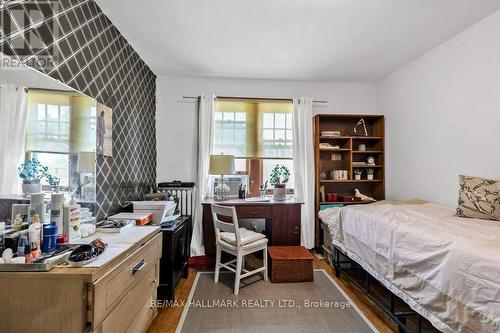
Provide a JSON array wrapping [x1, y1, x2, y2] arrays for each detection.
[[293, 226, 299, 235], [249, 210, 259, 215], [132, 259, 145, 274]]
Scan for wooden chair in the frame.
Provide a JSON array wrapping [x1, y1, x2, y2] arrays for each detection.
[[211, 203, 268, 295]]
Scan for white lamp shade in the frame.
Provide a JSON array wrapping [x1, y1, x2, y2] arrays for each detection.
[[209, 154, 235, 175], [77, 151, 95, 173]]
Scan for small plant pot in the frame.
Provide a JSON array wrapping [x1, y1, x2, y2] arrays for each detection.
[[367, 175, 374, 180], [22, 181, 42, 195], [354, 175, 361, 180], [273, 185, 286, 201]]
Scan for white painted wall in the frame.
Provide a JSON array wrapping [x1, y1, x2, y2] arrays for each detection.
[[377, 10, 500, 207], [156, 76, 377, 182]]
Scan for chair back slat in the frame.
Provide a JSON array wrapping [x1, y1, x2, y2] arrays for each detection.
[[211, 204, 241, 246]]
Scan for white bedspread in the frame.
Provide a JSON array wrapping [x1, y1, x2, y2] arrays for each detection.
[[321, 202, 500, 333]]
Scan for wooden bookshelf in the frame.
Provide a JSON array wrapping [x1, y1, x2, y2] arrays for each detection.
[[313, 114, 385, 247]]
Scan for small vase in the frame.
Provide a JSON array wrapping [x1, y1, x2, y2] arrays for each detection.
[[367, 175, 374, 180], [273, 185, 286, 201], [354, 175, 361, 180], [22, 181, 42, 195]]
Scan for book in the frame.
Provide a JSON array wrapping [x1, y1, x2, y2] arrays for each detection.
[[108, 212, 153, 225]]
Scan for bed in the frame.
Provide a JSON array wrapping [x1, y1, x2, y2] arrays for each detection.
[[319, 201, 500, 333]]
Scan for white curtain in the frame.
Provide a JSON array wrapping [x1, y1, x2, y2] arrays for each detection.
[[0, 84, 28, 195], [191, 94, 216, 256], [292, 97, 315, 249]]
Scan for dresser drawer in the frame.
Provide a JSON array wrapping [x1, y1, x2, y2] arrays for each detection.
[[236, 205, 272, 218], [93, 233, 162, 327], [98, 264, 157, 333]]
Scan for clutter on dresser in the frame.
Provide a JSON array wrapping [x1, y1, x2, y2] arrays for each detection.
[[0, 190, 101, 271], [0, 243, 77, 271], [108, 212, 153, 225], [131, 200, 179, 224], [96, 219, 135, 233], [66, 238, 108, 267]]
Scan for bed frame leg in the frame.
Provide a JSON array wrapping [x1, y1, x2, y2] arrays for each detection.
[[333, 247, 340, 277], [398, 318, 407, 333], [416, 314, 422, 333]]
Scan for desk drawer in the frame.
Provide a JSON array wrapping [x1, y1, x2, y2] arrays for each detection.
[[236, 205, 272, 218], [98, 265, 157, 333], [93, 233, 162, 326]]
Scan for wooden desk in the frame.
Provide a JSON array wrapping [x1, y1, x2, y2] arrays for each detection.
[[202, 198, 303, 257]]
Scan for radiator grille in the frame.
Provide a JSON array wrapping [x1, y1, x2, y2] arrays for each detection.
[[158, 187, 194, 216]]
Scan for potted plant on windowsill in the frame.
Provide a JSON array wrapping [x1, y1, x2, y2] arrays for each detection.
[[269, 165, 290, 201]]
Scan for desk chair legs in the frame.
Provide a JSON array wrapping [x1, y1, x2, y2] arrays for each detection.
[[234, 255, 243, 295], [263, 247, 268, 282], [215, 245, 221, 284], [214, 247, 269, 295]]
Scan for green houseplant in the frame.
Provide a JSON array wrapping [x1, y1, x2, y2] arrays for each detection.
[[18, 159, 58, 194], [354, 169, 363, 180], [269, 165, 290, 201], [366, 168, 375, 180]]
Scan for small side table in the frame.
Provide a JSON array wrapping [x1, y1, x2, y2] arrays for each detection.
[[268, 246, 314, 283]]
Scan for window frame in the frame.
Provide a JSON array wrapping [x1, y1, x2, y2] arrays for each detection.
[[213, 98, 294, 196]]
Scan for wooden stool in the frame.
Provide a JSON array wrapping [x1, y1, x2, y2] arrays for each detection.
[[268, 246, 314, 283]]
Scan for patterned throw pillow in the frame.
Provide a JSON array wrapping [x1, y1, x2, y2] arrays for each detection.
[[457, 175, 500, 221]]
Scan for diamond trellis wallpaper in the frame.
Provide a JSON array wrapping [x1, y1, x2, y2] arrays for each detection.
[[0, 0, 157, 218]]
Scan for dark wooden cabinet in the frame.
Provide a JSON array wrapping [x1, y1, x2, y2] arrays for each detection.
[[202, 198, 303, 257], [157, 216, 191, 301]]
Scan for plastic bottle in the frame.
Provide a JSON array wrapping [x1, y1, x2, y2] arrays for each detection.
[[24, 245, 33, 263], [17, 236, 28, 257]]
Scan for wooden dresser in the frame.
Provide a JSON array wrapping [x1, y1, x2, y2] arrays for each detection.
[[0, 226, 162, 333]]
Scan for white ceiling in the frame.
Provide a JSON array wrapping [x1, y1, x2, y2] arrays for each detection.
[[95, 0, 500, 82]]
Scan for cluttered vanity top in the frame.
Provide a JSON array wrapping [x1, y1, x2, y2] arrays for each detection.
[[0, 225, 160, 281], [0, 189, 175, 282]]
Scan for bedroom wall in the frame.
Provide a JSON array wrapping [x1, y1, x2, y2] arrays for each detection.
[[377, 10, 500, 207], [0, 0, 157, 218], [156, 76, 377, 182]]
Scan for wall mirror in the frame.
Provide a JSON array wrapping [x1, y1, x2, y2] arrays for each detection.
[[0, 52, 98, 222]]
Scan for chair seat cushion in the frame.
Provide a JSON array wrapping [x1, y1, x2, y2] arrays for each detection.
[[220, 228, 266, 246]]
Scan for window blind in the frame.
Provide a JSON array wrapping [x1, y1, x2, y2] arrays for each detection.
[[26, 90, 96, 154], [213, 99, 293, 159]]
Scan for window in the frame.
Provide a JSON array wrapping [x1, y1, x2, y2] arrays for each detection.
[[213, 98, 294, 195], [26, 90, 96, 189]]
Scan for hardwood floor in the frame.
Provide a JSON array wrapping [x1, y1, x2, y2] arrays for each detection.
[[147, 254, 397, 333]]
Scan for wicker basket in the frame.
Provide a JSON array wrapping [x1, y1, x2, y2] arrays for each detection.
[[268, 246, 314, 283]]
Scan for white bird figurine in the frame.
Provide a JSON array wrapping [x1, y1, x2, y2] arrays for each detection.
[[355, 189, 376, 202]]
